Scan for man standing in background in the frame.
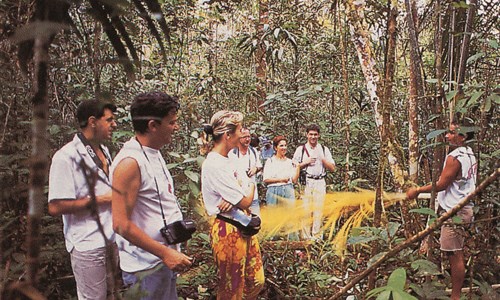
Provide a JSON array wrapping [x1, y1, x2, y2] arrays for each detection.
[[229, 128, 263, 216], [293, 124, 335, 240]]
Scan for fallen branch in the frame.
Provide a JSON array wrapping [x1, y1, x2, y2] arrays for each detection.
[[329, 168, 499, 300], [445, 283, 500, 294]]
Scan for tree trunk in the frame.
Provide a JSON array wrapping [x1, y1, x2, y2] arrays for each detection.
[[368, 0, 397, 289], [27, 24, 50, 291], [339, 8, 350, 190], [405, 0, 424, 182], [345, 0, 408, 190], [255, 0, 269, 113], [453, 0, 478, 118]]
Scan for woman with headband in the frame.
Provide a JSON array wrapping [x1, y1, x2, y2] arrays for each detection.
[[200, 110, 264, 299]]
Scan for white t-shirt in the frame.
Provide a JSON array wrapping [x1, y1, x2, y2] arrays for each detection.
[[48, 134, 115, 253], [438, 146, 477, 211], [293, 143, 335, 176], [201, 152, 246, 216], [111, 138, 183, 273], [228, 146, 262, 200], [263, 157, 297, 187]]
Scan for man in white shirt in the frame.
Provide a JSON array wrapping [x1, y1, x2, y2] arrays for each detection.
[[48, 99, 117, 300], [293, 124, 335, 240], [406, 120, 477, 300], [228, 128, 263, 215], [111, 92, 193, 299]]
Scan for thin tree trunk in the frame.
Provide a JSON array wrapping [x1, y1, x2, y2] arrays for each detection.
[[255, 0, 269, 113], [405, 0, 424, 182], [340, 11, 350, 190], [27, 24, 50, 290], [368, 0, 397, 289], [454, 0, 477, 104], [447, 6, 456, 119]]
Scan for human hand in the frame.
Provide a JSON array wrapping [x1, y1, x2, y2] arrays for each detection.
[[161, 247, 193, 272], [218, 199, 233, 212], [406, 187, 419, 200], [246, 167, 257, 177]]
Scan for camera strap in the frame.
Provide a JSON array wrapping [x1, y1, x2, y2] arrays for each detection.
[[77, 132, 112, 177], [136, 138, 180, 229], [300, 143, 326, 177]]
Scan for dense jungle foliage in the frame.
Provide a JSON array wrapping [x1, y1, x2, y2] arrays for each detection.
[[0, 0, 498, 299]]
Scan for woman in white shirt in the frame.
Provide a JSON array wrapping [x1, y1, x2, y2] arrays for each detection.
[[200, 110, 264, 299], [263, 135, 300, 206]]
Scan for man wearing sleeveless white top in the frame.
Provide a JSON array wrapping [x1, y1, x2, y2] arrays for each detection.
[[48, 99, 117, 300], [407, 120, 477, 300], [111, 92, 192, 299], [293, 124, 335, 240]]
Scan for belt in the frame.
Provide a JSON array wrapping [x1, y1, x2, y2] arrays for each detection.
[[306, 175, 325, 180]]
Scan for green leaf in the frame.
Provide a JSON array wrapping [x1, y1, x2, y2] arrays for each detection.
[[468, 91, 484, 106], [184, 170, 199, 183], [466, 52, 485, 65], [426, 129, 447, 140], [446, 90, 458, 101], [387, 222, 400, 238], [375, 290, 392, 300], [368, 251, 387, 267], [410, 207, 437, 217], [367, 286, 388, 298], [488, 39, 499, 49], [168, 151, 181, 158], [425, 78, 438, 84], [387, 268, 406, 290], [392, 289, 418, 300], [411, 259, 441, 276], [348, 235, 379, 245]]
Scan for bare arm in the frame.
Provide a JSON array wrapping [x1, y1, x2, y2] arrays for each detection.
[[235, 182, 255, 210], [112, 158, 192, 271], [291, 163, 300, 184], [48, 192, 111, 216], [322, 158, 336, 172], [406, 156, 461, 199]]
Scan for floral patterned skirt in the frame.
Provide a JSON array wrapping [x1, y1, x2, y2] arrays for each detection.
[[210, 218, 265, 299]]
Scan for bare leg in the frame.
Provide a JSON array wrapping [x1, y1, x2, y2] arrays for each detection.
[[448, 250, 465, 300]]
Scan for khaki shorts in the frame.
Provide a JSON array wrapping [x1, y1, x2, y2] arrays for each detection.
[[440, 207, 473, 252]]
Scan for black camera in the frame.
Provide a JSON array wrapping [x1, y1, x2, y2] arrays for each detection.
[[160, 219, 196, 245], [299, 169, 307, 185], [241, 214, 261, 237]]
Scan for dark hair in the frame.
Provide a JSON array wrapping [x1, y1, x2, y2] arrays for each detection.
[[306, 123, 320, 134], [272, 135, 287, 149], [250, 133, 259, 148], [131, 92, 180, 134], [76, 99, 117, 128], [451, 118, 475, 141]]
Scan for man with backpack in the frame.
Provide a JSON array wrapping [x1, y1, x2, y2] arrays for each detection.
[[228, 128, 263, 216], [293, 124, 335, 240]]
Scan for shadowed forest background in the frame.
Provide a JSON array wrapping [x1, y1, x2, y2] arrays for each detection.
[[0, 0, 498, 299]]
